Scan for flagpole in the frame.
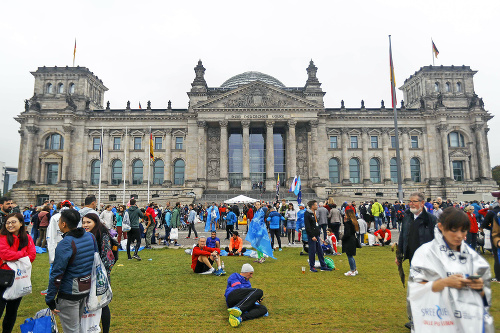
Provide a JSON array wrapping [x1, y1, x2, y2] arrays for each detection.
[[389, 35, 404, 202], [98, 126, 103, 210], [147, 127, 151, 204], [122, 126, 127, 205]]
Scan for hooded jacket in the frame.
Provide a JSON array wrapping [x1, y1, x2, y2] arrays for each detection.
[[266, 211, 284, 229], [127, 205, 144, 229]]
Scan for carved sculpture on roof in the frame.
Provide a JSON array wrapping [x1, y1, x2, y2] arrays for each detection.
[[341, 100, 345, 108], [221, 88, 290, 108], [126, 101, 130, 109], [436, 93, 444, 108], [361, 100, 365, 108], [66, 95, 77, 111], [381, 100, 385, 108], [207, 127, 220, 180]]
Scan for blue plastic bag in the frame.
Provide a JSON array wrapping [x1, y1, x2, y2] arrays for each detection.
[[20, 315, 52, 333]]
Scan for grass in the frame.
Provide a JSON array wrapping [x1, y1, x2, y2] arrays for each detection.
[[12, 246, 500, 332]]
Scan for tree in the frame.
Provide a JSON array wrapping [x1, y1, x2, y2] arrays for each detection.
[[492, 165, 500, 185]]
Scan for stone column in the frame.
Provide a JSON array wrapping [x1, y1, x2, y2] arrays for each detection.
[[361, 128, 371, 184], [241, 120, 251, 191], [287, 120, 297, 180], [82, 129, 90, 184], [484, 128, 493, 178], [472, 124, 488, 178], [341, 128, 351, 185], [265, 120, 275, 190], [197, 121, 207, 183], [17, 129, 25, 182], [164, 129, 172, 186], [464, 158, 471, 180], [437, 124, 451, 179], [381, 128, 391, 183], [62, 125, 73, 182], [219, 120, 229, 190], [25, 126, 39, 182], [310, 120, 319, 183], [421, 127, 431, 182], [401, 128, 411, 181]]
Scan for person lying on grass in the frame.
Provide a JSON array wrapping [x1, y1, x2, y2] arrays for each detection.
[[225, 264, 268, 328], [191, 236, 226, 276]]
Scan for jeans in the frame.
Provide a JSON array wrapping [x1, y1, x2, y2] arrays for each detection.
[[188, 222, 198, 238], [358, 233, 365, 245], [347, 255, 356, 271], [319, 224, 328, 240], [308, 237, 326, 269], [164, 225, 171, 243], [374, 216, 382, 230], [37, 227, 47, 247]]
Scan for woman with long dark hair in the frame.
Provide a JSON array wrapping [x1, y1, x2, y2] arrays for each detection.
[[82, 213, 115, 333], [342, 210, 359, 276], [0, 213, 36, 333]]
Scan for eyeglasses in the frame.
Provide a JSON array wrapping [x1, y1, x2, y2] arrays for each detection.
[[5, 221, 19, 226], [409, 200, 422, 204]]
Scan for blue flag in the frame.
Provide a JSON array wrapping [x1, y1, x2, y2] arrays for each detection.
[[294, 176, 301, 196]]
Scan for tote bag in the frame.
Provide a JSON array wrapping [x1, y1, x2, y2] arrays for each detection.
[[122, 211, 131, 232], [86, 252, 112, 311], [4, 256, 32, 300], [170, 228, 179, 240], [81, 306, 102, 333]]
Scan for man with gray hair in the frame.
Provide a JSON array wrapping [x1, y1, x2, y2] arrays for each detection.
[[396, 192, 437, 330], [225, 263, 267, 328], [191, 236, 225, 276]]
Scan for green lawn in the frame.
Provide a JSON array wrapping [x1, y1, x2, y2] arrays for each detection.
[[13, 247, 500, 332]]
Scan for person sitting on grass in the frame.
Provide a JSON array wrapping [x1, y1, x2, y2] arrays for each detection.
[[225, 264, 268, 328], [206, 231, 220, 249], [374, 224, 391, 246], [225, 231, 247, 256], [322, 228, 340, 255], [191, 236, 225, 276]]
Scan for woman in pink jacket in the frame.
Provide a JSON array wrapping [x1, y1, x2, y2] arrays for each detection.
[[0, 213, 36, 333]]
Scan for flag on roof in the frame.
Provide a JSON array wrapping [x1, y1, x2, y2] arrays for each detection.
[[432, 40, 439, 58]]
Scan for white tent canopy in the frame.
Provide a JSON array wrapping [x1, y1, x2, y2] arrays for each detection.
[[224, 195, 258, 204]]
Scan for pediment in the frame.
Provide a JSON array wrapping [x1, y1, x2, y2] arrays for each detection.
[[172, 129, 187, 137], [40, 152, 63, 160], [449, 149, 470, 157], [195, 81, 322, 109]]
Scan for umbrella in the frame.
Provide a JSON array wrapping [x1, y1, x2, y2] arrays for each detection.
[[393, 242, 405, 287]]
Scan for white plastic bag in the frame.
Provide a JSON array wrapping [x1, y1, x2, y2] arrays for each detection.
[[86, 252, 112, 311], [4, 256, 32, 300], [484, 229, 492, 250], [81, 306, 102, 333], [170, 228, 178, 240], [122, 211, 131, 232]]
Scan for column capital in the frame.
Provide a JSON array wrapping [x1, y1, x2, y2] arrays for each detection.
[[470, 123, 482, 132], [63, 125, 74, 134], [400, 127, 410, 135], [421, 127, 427, 134], [265, 120, 275, 128], [165, 128, 172, 135], [309, 119, 319, 128], [485, 127, 490, 134], [361, 127, 370, 134], [18, 129, 25, 137], [380, 127, 391, 134], [241, 120, 251, 128], [219, 120, 228, 127], [197, 121, 207, 128], [436, 124, 448, 133], [26, 125, 39, 134], [339, 127, 349, 135], [287, 119, 297, 128]]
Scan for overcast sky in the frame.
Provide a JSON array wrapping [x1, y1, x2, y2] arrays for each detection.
[[1, 0, 499, 170]]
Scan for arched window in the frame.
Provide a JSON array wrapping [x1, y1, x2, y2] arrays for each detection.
[[46, 83, 53, 94], [328, 158, 340, 184], [132, 160, 143, 185], [434, 82, 439, 92], [369, 158, 381, 183], [58, 83, 64, 94], [456, 82, 462, 93], [111, 160, 122, 185], [174, 159, 185, 185], [445, 82, 450, 92], [410, 158, 421, 182], [349, 158, 360, 184], [44, 133, 64, 150], [390, 158, 398, 182], [452, 161, 464, 181], [90, 160, 100, 185], [448, 132, 465, 147], [69, 83, 75, 94], [153, 160, 164, 185]]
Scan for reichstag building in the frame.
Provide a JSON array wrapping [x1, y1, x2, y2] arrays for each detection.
[[11, 60, 497, 206]]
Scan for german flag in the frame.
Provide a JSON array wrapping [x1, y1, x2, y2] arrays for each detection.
[[389, 37, 397, 108], [432, 40, 439, 58], [139, 102, 142, 110], [150, 132, 154, 160]]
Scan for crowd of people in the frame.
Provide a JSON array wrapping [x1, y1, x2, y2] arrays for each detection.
[[0, 191, 498, 331]]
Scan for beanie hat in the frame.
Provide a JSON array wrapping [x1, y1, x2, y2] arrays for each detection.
[[241, 263, 254, 273]]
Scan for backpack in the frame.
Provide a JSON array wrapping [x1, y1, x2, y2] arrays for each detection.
[[324, 257, 335, 269]]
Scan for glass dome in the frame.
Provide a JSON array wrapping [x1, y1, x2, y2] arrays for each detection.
[[220, 71, 285, 89]]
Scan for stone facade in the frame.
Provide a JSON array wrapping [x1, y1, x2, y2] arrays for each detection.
[[11, 62, 497, 206]]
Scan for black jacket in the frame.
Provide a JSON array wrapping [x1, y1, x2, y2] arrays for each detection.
[[304, 209, 320, 239], [482, 206, 500, 231], [398, 208, 437, 263], [342, 219, 357, 256]]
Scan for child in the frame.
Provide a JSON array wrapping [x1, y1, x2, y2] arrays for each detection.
[[322, 228, 339, 255]]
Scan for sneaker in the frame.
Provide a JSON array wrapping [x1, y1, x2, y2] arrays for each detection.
[[174, 243, 181, 246], [258, 257, 266, 263], [200, 267, 215, 275], [194, 237, 199, 239], [278, 248, 282, 251], [185, 237, 190, 239], [133, 255, 142, 261], [288, 242, 291, 246], [353, 270, 359, 275], [213, 269, 222, 276], [40, 289, 48, 296], [229, 314, 242, 328], [320, 266, 333, 271], [310, 267, 318, 273], [344, 271, 356, 276], [228, 307, 242, 317], [404, 322, 412, 329]]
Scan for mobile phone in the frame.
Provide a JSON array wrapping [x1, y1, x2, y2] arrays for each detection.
[[468, 275, 481, 280]]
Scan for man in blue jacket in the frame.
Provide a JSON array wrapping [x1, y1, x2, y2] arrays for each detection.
[[225, 264, 267, 328], [224, 207, 237, 240], [266, 207, 284, 251], [46, 208, 96, 333]]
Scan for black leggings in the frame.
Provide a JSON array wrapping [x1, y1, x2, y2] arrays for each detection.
[[187, 223, 198, 238], [226, 288, 267, 321], [287, 229, 295, 243], [269, 229, 281, 249], [101, 305, 110, 333], [0, 292, 22, 333], [226, 225, 234, 239], [127, 228, 142, 259]]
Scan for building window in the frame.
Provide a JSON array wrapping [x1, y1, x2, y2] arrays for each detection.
[[69, 83, 75, 94], [329, 136, 338, 149], [456, 82, 462, 93], [370, 136, 378, 148], [113, 137, 121, 150], [350, 136, 358, 149], [111, 160, 122, 185], [391, 136, 396, 148], [134, 137, 142, 150], [410, 158, 421, 182], [90, 160, 100, 185], [132, 160, 143, 185], [58, 83, 64, 94], [46, 163, 58, 184], [452, 161, 464, 181], [229, 128, 243, 188], [349, 158, 360, 184], [109, 194, 116, 202], [434, 82, 440, 92], [369, 158, 381, 183], [445, 82, 450, 92], [46, 83, 53, 94], [174, 159, 185, 185], [154, 137, 162, 150], [92, 137, 101, 151], [448, 132, 465, 147], [175, 137, 183, 150], [390, 158, 398, 182], [45, 133, 64, 150], [249, 128, 265, 186], [273, 128, 286, 186], [153, 160, 164, 185], [329, 158, 340, 183], [410, 136, 419, 148]]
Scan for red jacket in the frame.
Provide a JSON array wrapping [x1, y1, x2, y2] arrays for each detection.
[[38, 211, 50, 227], [0, 234, 36, 270], [246, 208, 254, 221], [191, 246, 220, 271], [467, 212, 478, 234]]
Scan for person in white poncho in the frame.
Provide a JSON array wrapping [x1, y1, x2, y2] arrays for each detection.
[[408, 207, 494, 333]]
